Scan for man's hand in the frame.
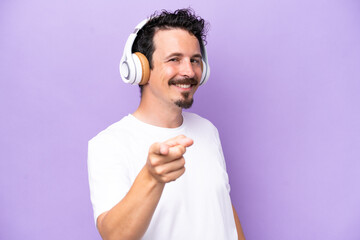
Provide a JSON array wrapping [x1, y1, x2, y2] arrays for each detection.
[[146, 135, 193, 183]]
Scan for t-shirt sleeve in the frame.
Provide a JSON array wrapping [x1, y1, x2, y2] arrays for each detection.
[[87, 134, 132, 224]]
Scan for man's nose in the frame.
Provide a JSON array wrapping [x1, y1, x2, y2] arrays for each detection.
[[179, 59, 196, 78]]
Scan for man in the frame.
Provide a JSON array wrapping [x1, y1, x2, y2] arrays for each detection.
[[88, 8, 245, 240]]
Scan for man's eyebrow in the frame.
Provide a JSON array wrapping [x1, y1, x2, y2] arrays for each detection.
[[165, 53, 183, 59], [192, 53, 202, 59], [165, 52, 203, 59]]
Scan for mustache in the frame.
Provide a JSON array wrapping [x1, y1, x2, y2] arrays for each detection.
[[168, 77, 198, 86]]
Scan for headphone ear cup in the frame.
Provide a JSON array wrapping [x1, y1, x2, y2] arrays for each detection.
[[200, 60, 204, 84], [133, 52, 150, 85], [200, 59, 209, 85]]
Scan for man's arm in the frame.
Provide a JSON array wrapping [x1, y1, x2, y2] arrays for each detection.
[[96, 135, 193, 240], [232, 204, 246, 240]]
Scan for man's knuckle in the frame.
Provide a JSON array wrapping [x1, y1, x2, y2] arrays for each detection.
[[149, 156, 161, 166], [149, 142, 160, 152], [162, 176, 170, 182], [174, 146, 184, 156], [153, 167, 162, 175], [178, 168, 186, 176]]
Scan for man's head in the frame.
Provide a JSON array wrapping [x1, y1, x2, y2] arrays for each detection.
[[131, 9, 208, 109], [125, 8, 208, 110]]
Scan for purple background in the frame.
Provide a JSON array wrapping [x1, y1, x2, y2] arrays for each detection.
[[1, 0, 359, 239]]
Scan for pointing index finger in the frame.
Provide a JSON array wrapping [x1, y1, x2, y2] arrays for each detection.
[[164, 135, 193, 148]]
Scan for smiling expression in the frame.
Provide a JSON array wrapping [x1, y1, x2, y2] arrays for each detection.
[[144, 28, 203, 109]]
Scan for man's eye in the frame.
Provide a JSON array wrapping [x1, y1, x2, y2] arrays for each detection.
[[191, 59, 200, 64], [169, 58, 179, 62]]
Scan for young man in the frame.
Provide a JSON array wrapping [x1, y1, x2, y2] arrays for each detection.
[[88, 9, 245, 240]]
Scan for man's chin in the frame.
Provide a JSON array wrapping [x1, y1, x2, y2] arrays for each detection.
[[174, 98, 194, 109]]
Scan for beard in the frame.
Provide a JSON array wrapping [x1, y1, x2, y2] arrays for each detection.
[[168, 77, 197, 109], [174, 92, 194, 109]]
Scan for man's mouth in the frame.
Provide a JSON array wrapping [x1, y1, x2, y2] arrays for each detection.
[[175, 84, 191, 89], [168, 78, 198, 89]]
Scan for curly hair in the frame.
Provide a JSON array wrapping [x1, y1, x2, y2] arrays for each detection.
[[132, 8, 209, 70]]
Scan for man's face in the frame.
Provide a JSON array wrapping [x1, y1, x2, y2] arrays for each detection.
[[145, 28, 203, 109]]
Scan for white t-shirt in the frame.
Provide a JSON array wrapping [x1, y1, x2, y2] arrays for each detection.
[[88, 112, 238, 239]]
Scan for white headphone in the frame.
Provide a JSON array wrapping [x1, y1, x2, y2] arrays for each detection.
[[119, 19, 210, 86]]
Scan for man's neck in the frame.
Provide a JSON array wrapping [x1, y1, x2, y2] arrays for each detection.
[[132, 97, 183, 129]]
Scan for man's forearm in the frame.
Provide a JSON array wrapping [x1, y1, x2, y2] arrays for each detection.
[[97, 166, 165, 240], [232, 204, 246, 240]]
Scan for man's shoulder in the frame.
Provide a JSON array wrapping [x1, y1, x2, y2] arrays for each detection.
[[89, 115, 135, 144]]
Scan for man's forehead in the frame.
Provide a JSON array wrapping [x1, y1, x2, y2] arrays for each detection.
[[152, 28, 201, 55]]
